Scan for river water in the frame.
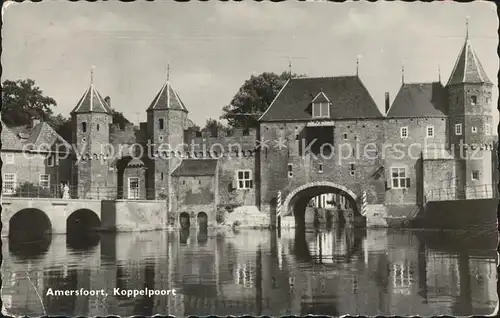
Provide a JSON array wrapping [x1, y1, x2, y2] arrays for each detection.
[[1, 227, 498, 316]]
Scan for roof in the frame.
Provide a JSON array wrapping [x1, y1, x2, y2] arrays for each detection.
[[147, 81, 188, 112], [447, 37, 492, 86], [127, 158, 145, 167], [386, 82, 447, 118], [71, 84, 113, 114], [259, 76, 383, 121], [1, 122, 72, 152], [171, 159, 217, 177]]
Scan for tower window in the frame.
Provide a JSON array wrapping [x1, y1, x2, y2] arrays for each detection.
[[82, 122, 87, 133], [288, 164, 293, 177], [470, 95, 477, 105], [343, 133, 348, 140], [485, 124, 491, 135], [455, 124, 462, 136], [471, 126, 477, 134], [400, 127, 408, 139], [97, 124, 100, 131], [160, 172, 164, 181], [472, 170, 480, 181], [349, 163, 355, 176], [159, 118, 164, 130], [318, 163, 323, 173], [426, 125, 434, 138]]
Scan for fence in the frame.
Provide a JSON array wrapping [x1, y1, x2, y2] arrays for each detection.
[[2, 183, 166, 201], [425, 184, 496, 202]]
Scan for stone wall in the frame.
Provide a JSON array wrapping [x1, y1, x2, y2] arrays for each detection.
[[422, 158, 456, 200]]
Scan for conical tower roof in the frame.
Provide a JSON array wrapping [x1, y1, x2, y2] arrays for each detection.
[[147, 80, 188, 112], [447, 37, 492, 86], [71, 68, 113, 114]]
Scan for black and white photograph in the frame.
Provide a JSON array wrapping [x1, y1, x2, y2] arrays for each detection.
[[1, 1, 498, 316]]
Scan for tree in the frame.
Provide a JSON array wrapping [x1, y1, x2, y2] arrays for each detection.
[[46, 114, 72, 142], [111, 110, 131, 129], [1, 79, 57, 126], [221, 71, 305, 129], [203, 118, 228, 136]]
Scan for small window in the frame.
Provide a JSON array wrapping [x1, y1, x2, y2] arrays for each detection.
[[159, 118, 164, 130], [472, 170, 480, 181], [349, 163, 355, 176], [455, 124, 462, 136], [471, 126, 477, 133], [243, 129, 250, 136], [39, 174, 50, 188], [82, 137, 87, 142], [182, 180, 186, 185], [128, 177, 139, 199], [158, 135, 164, 142], [160, 172, 164, 181], [97, 124, 100, 131], [5, 154, 14, 164], [400, 127, 408, 139], [312, 102, 330, 118], [82, 122, 87, 133], [470, 95, 477, 105], [2, 173, 17, 195], [343, 133, 348, 140], [426, 125, 434, 138], [391, 167, 410, 189], [485, 124, 491, 135], [318, 163, 323, 173], [47, 155, 55, 167], [287, 164, 293, 178], [236, 170, 253, 189]]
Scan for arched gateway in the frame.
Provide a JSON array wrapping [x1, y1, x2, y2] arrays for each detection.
[[280, 181, 360, 227]]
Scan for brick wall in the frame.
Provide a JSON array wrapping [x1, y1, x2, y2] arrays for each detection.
[[422, 158, 456, 200]]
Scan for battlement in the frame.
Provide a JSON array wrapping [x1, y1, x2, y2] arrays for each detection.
[[188, 127, 257, 139], [110, 122, 137, 133]]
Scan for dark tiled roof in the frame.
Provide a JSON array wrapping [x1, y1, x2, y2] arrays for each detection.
[[171, 159, 217, 177], [259, 76, 383, 121], [147, 81, 188, 112], [447, 38, 492, 86], [1, 122, 71, 151], [311, 91, 330, 103], [71, 85, 113, 114], [386, 82, 447, 118]]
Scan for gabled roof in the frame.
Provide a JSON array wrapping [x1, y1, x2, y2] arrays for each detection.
[[311, 91, 330, 103], [259, 76, 383, 121], [1, 122, 71, 152], [387, 82, 447, 118], [71, 84, 113, 114], [171, 159, 217, 177], [447, 37, 492, 86], [147, 81, 188, 112]]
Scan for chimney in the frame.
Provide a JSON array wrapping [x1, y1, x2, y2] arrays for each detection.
[[104, 96, 111, 107], [384, 92, 390, 114], [31, 116, 41, 127]]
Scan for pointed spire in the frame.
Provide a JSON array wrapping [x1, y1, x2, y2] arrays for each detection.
[[166, 63, 170, 82], [465, 16, 469, 40], [401, 64, 405, 84], [438, 64, 441, 83], [90, 66, 95, 85], [288, 57, 292, 78], [356, 55, 359, 76]]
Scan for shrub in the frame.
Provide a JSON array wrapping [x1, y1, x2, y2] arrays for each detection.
[[13, 182, 53, 198], [216, 209, 226, 224]]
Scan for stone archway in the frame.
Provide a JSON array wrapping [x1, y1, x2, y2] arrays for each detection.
[[8, 208, 52, 243], [66, 209, 101, 249], [197, 212, 208, 229], [280, 181, 360, 228], [179, 212, 191, 229]]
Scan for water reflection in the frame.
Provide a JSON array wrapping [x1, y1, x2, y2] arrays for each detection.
[[1, 227, 497, 316]]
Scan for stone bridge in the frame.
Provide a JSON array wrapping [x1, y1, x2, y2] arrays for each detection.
[[1, 197, 169, 237]]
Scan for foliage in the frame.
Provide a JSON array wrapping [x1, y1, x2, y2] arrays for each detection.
[[203, 118, 229, 135], [46, 114, 72, 142], [12, 182, 53, 198], [1, 79, 57, 126], [216, 209, 226, 224], [220, 71, 306, 129], [112, 109, 131, 128]]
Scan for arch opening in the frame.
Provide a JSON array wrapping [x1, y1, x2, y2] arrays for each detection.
[[282, 183, 361, 229], [8, 208, 52, 258], [197, 212, 208, 229], [179, 212, 191, 229], [66, 209, 101, 250]]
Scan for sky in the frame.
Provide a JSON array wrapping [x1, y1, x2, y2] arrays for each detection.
[[2, 1, 499, 129]]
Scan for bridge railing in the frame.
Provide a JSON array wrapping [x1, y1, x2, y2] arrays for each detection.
[[3, 184, 166, 201], [425, 184, 496, 202]]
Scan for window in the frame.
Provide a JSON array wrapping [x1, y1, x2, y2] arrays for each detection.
[[455, 124, 462, 136], [470, 95, 477, 105], [312, 102, 330, 118], [3, 173, 16, 195], [5, 154, 14, 164], [160, 172, 164, 181], [158, 135, 164, 142], [400, 127, 408, 139], [39, 174, 50, 188], [485, 124, 491, 135], [343, 133, 348, 140], [349, 163, 355, 176], [47, 155, 55, 167], [472, 170, 480, 181], [471, 126, 477, 133], [318, 163, 323, 173], [243, 129, 250, 136], [288, 164, 293, 178], [391, 167, 409, 189], [426, 125, 434, 138], [82, 122, 87, 133], [159, 118, 164, 130], [237, 170, 253, 189], [97, 124, 100, 131], [128, 177, 140, 199]]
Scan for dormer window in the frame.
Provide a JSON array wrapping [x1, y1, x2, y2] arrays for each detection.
[[311, 92, 331, 119]]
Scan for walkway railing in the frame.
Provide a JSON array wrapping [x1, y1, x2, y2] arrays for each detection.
[[2, 184, 166, 201], [425, 184, 496, 202]]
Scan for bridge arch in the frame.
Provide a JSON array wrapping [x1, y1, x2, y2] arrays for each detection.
[[67, 209, 101, 233], [281, 181, 359, 227], [9, 208, 52, 239]]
